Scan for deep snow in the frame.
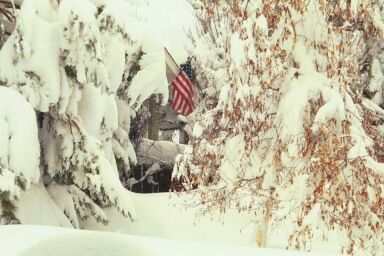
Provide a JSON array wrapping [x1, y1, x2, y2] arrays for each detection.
[[0, 225, 327, 256]]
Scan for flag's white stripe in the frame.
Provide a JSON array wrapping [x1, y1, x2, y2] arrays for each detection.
[[174, 93, 181, 110], [175, 90, 183, 110], [175, 91, 192, 109], [179, 73, 195, 107], [179, 100, 186, 115], [180, 76, 195, 109], [175, 75, 193, 100], [184, 104, 191, 115], [179, 72, 194, 98], [172, 90, 179, 108], [174, 78, 193, 106], [171, 71, 196, 115], [180, 71, 193, 88]]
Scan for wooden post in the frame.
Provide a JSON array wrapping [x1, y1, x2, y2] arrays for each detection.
[[148, 95, 160, 141]]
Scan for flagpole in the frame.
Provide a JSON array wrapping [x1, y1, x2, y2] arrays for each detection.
[[164, 47, 180, 71]]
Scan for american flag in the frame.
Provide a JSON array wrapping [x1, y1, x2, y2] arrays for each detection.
[[171, 58, 195, 116]]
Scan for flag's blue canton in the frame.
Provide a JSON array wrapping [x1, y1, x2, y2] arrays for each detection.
[[180, 58, 193, 81]]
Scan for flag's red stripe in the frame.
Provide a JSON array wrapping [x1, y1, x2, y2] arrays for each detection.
[[172, 90, 179, 108], [184, 104, 191, 115], [175, 90, 191, 109], [180, 73, 194, 103], [173, 92, 179, 109], [179, 72, 195, 106], [175, 92, 190, 115], [178, 76, 194, 99], [175, 90, 183, 110], [175, 75, 193, 100], [180, 100, 186, 115], [170, 71, 195, 116], [173, 86, 193, 107], [173, 78, 193, 105], [180, 72, 194, 95]]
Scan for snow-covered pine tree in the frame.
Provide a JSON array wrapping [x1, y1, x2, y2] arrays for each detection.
[[173, 0, 384, 254], [0, 0, 171, 227]]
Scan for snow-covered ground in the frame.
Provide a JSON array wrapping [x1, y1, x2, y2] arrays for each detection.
[[15, 185, 341, 255], [84, 192, 257, 246], [89, 193, 346, 255], [0, 225, 325, 256], [16, 185, 257, 245], [16, 183, 72, 227]]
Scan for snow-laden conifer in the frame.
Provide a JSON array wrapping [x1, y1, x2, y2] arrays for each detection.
[[0, 0, 172, 227]]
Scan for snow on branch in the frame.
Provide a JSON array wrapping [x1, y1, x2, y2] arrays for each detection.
[[173, 0, 384, 254], [0, 0, 192, 226], [137, 138, 186, 166]]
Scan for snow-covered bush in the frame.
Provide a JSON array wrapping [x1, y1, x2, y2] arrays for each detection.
[[0, 0, 174, 227], [173, 0, 384, 254], [0, 86, 40, 224]]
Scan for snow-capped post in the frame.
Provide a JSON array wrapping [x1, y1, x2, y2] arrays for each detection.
[[148, 95, 161, 141]]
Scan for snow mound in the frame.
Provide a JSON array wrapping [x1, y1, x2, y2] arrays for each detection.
[[0, 87, 40, 200], [17, 183, 72, 227], [0, 225, 325, 256], [19, 232, 151, 256]]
